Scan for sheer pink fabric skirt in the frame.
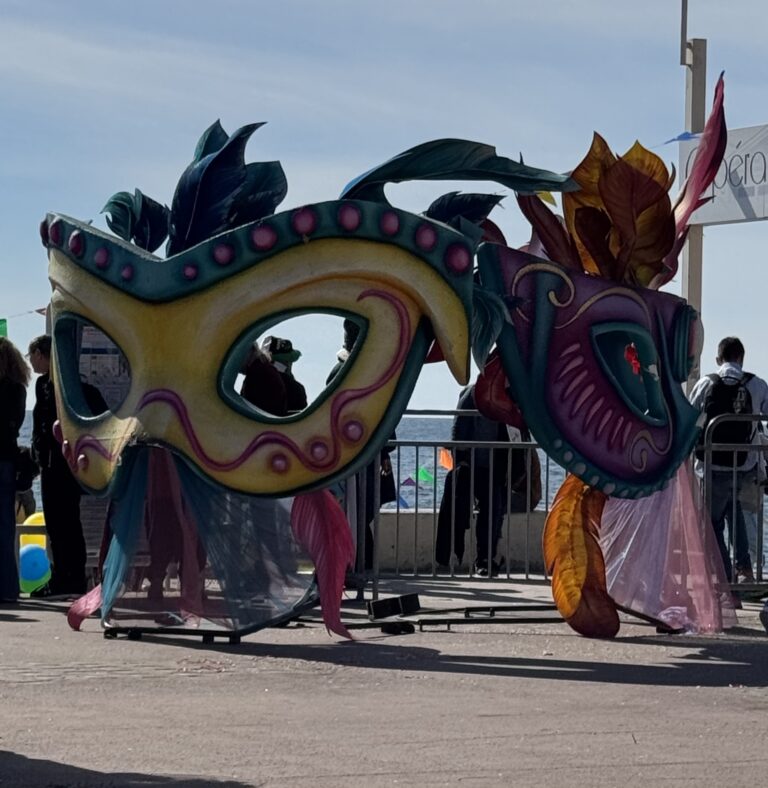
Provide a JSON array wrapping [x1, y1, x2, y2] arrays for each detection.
[[600, 463, 737, 633]]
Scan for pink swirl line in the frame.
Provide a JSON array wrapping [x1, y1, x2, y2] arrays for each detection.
[[74, 289, 411, 474], [325, 288, 411, 451], [72, 436, 114, 461], [136, 389, 316, 471]]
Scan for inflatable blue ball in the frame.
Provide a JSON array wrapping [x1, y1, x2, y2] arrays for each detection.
[[19, 544, 51, 592]]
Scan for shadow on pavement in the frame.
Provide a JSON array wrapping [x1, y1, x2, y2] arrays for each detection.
[[0, 599, 70, 623], [0, 751, 256, 788], [140, 626, 768, 690], [0, 612, 38, 623]]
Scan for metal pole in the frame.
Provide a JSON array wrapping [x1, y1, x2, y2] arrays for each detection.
[[681, 34, 707, 387], [679, 0, 688, 66]]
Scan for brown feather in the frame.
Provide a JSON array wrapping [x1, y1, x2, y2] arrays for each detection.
[[543, 475, 620, 638]]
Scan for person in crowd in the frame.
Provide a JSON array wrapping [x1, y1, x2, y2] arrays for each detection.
[[261, 336, 307, 413], [143, 447, 207, 623], [436, 383, 537, 576], [737, 424, 767, 581], [690, 336, 768, 583], [327, 319, 396, 574], [0, 337, 30, 603], [240, 343, 288, 416], [326, 318, 360, 384], [14, 445, 38, 522], [28, 335, 107, 597], [236, 344, 298, 596]]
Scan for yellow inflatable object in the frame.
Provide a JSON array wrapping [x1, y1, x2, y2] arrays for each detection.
[[23, 512, 46, 526], [20, 534, 47, 548], [19, 512, 47, 548]]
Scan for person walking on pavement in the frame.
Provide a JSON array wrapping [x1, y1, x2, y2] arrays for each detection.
[[690, 336, 768, 584]]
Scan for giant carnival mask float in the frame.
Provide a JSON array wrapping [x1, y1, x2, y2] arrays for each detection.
[[474, 74, 732, 636], [43, 74, 730, 641], [42, 125, 575, 639]]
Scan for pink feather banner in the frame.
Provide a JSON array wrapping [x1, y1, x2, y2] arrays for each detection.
[[291, 490, 355, 639], [655, 73, 726, 287]]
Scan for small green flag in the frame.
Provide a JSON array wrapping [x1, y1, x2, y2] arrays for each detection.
[[0, 318, 7, 337], [417, 466, 434, 484]]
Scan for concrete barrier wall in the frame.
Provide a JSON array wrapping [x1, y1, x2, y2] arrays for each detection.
[[373, 510, 546, 573]]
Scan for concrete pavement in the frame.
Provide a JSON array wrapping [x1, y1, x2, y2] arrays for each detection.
[[1, 578, 767, 787]]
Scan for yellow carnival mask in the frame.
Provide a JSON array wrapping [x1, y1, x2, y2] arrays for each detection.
[[43, 203, 474, 496]]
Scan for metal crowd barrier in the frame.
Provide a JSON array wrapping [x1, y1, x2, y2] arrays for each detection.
[[352, 410, 768, 601], [344, 410, 554, 601], [700, 412, 768, 585], [15, 412, 768, 601]]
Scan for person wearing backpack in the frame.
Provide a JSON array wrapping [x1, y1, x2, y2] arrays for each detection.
[[690, 337, 768, 584]]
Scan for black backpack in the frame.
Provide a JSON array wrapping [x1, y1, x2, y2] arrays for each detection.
[[695, 373, 754, 466]]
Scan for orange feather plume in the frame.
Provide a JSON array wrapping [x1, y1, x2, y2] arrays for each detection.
[[543, 474, 619, 638]]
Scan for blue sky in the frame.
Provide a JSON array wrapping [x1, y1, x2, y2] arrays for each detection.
[[1, 0, 767, 410]]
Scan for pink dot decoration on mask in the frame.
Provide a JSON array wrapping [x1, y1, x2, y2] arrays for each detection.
[[292, 207, 317, 236], [380, 211, 400, 236], [445, 243, 471, 274], [251, 224, 277, 251], [309, 440, 329, 462], [94, 247, 110, 269], [271, 453, 290, 473], [338, 204, 361, 232], [213, 243, 234, 266], [415, 224, 437, 251], [48, 219, 62, 246], [68, 230, 84, 257], [342, 420, 364, 443]]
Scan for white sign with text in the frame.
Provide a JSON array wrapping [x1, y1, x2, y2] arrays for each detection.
[[680, 123, 768, 226]]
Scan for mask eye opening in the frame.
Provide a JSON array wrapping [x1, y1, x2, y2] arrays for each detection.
[[590, 321, 667, 427], [218, 310, 368, 423], [53, 314, 130, 419]]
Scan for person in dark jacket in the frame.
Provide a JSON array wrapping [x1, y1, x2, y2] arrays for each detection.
[[261, 336, 308, 414], [28, 335, 107, 597], [436, 384, 530, 575], [0, 337, 30, 603], [239, 344, 288, 416]]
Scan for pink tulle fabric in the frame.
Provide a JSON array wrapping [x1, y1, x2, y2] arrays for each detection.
[[600, 462, 737, 633], [145, 448, 205, 621], [291, 490, 355, 638], [67, 584, 103, 631], [68, 447, 205, 631]]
